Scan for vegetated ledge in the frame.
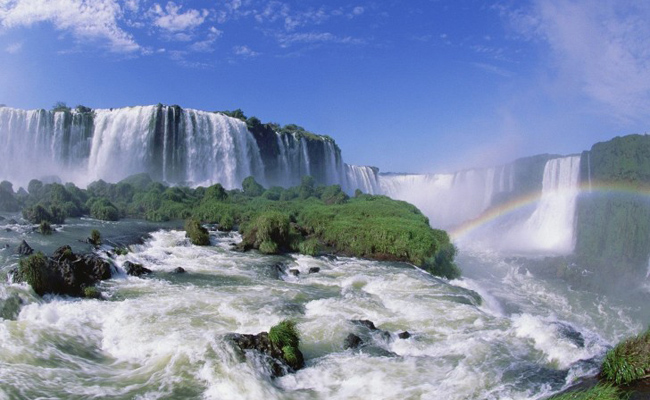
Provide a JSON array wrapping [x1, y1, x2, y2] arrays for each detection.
[[1, 173, 460, 280], [548, 327, 650, 400]]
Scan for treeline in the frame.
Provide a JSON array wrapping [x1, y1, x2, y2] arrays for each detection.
[[0, 174, 460, 279]]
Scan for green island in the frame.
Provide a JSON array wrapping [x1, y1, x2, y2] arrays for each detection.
[[1, 173, 460, 280]]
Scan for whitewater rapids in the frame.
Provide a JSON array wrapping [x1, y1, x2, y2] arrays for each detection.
[[0, 218, 645, 399]]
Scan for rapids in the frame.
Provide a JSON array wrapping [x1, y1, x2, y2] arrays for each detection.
[[1, 216, 647, 399]]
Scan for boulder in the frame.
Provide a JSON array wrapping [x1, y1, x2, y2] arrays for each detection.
[[289, 269, 300, 276], [398, 331, 411, 339], [12, 246, 114, 297], [227, 330, 305, 378], [124, 261, 152, 277], [308, 267, 320, 274], [172, 267, 186, 274], [16, 240, 33, 256], [343, 333, 363, 349]]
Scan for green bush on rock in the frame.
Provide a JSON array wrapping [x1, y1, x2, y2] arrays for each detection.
[[549, 384, 623, 400], [601, 327, 650, 386], [241, 211, 290, 254], [17, 252, 51, 296], [185, 218, 210, 246], [269, 319, 304, 370]]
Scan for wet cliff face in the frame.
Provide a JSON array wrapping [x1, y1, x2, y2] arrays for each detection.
[[575, 135, 650, 276]]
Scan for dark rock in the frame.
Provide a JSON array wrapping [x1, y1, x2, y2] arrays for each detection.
[[0, 216, 5, 221], [308, 267, 320, 274], [7, 219, 17, 225], [398, 331, 411, 339], [12, 246, 114, 297], [344, 333, 363, 349], [553, 322, 585, 348], [351, 319, 377, 330], [124, 261, 152, 277], [172, 267, 186, 274], [227, 331, 305, 378], [289, 269, 300, 276], [16, 240, 33, 256]]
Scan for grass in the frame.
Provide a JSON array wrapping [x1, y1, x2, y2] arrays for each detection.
[[269, 320, 300, 348], [185, 218, 210, 246], [549, 384, 626, 400], [601, 327, 650, 385]]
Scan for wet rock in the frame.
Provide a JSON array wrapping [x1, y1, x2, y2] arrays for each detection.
[[351, 319, 377, 330], [398, 331, 411, 339], [289, 269, 300, 276], [344, 333, 363, 349], [0, 294, 23, 320], [0, 216, 5, 221], [172, 267, 186, 274], [308, 267, 320, 274], [11, 246, 114, 297], [553, 322, 585, 348], [227, 331, 304, 378], [124, 261, 152, 277], [7, 219, 17, 225], [16, 240, 33, 256]]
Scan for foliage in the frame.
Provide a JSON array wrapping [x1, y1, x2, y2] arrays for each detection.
[[548, 384, 625, 400], [89, 198, 119, 221], [17, 252, 51, 296], [185, 218, 210, 246], [242, 176, 265, 197], [83, 287, 101, 299], [600, 327, 650, 385], [90, 229, 101, 246], [39, 221, 53, 235], [241, 211, 290, 254], [52, 101, 70, 112], [269, 319, 300, 348]]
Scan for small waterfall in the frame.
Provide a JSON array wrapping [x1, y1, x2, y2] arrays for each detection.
[[518, 155, 582, 253], [344, 165, 380, 194]]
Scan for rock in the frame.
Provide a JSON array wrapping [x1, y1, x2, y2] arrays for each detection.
[[289, 269, 300, 276], [351, 319, 377, 330], [172, 267, 186, 274], [398, 331, 411, 339], [7, 219, 17, 225], [308, 267, 320, 274], [0, 216, 5, 221], [124, 261, 152, 277], [344, 333, 363, 349], [227, 331, 305, 378], [12, 246, 114, 297], [16, 240, 34, 256]]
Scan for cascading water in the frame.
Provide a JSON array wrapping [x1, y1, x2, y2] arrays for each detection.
[[379, 165, 514, 229]]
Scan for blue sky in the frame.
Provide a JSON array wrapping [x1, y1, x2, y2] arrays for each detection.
[[1, 0, 649, 174]]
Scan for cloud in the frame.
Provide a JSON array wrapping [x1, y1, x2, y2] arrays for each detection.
[[0, 0, 140, 52], [508, 0, 650, 122], [149, 2, 208, 33], [233, 45, 259, 57], [276, 31, 364, 47], [189, 26, 222, 52], [5, 41, 23, 53]]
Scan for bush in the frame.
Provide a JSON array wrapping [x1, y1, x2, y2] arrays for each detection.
[[90, 198, 119, 221], [549, 384, 623, 400], [185, 218, 210, 246], [298, 238, 320, 256], [90, 229, 101, 246], [39, 221, 53, 235], [17, 252, 51, 296], [242, 176, 265, 197], [269, 319, 303, 370], [83, 287, 101, 299], [242, 211, 290, 254], [601, 327, 650, 385]]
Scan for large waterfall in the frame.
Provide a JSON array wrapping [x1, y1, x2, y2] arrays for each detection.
[[0, 105, 378, 193]]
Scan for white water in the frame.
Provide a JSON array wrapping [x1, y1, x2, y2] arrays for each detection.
[[379, 164, 514, 229], [1, 219, 645, 399]]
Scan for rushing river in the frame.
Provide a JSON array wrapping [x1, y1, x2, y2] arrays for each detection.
[[0, 216, 648, 399]]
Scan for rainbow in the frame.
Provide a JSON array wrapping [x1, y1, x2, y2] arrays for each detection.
[[449, 180, 650, 242]]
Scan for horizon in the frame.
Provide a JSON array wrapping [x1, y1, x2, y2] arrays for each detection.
[[1, 0, 649, 174]]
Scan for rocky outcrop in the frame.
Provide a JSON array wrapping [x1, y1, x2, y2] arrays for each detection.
[[227, 329, 305, 378], [16, 240, 33, 256], [124, 261, 152, 277], [12, 245, 113, 297]]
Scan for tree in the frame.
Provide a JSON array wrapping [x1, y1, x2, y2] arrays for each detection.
[[242, 176, 265, 197]]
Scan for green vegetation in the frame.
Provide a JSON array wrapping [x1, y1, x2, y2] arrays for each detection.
[[185, 218, 210, 246], [269, 319, 304, 370], [83, 287, 101, 299], [39, 221, 53, 235], [17, 252, 51, 296], [575, 135, 650, 279], [549, 384, 624, 400], [2, 173, 458, 278], [90, 229, 101, 246], [601, 327, 650, 386]]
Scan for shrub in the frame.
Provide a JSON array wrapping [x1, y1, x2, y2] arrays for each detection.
[[298, 238, 320, 256], [90, 198, 119, 221], [90, 229, 101, 246], [39, 221, 53, 235], [242, 211, 290, 254], [17, 252, 51, 296], [601, 327, 650, 385], [185, 218, 210, 246], [269, 319, 303, 370], [83, 287, 101, 299], [242, 176, 265, 197]]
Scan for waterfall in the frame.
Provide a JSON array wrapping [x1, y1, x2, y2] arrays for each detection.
[[517, 155, 582, 253], [344, 165, 380, 194], [380, 166, 510, 229]]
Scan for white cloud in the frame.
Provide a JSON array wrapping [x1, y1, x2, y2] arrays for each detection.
[[509, 0, 650, 122], [5, 41, 23, 53], [233, 45, 259, 57], [0, 0, 140, 52], [190, 26, 222, 52], [149, 2, 207, 32], [276, 32, 364, 47]]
